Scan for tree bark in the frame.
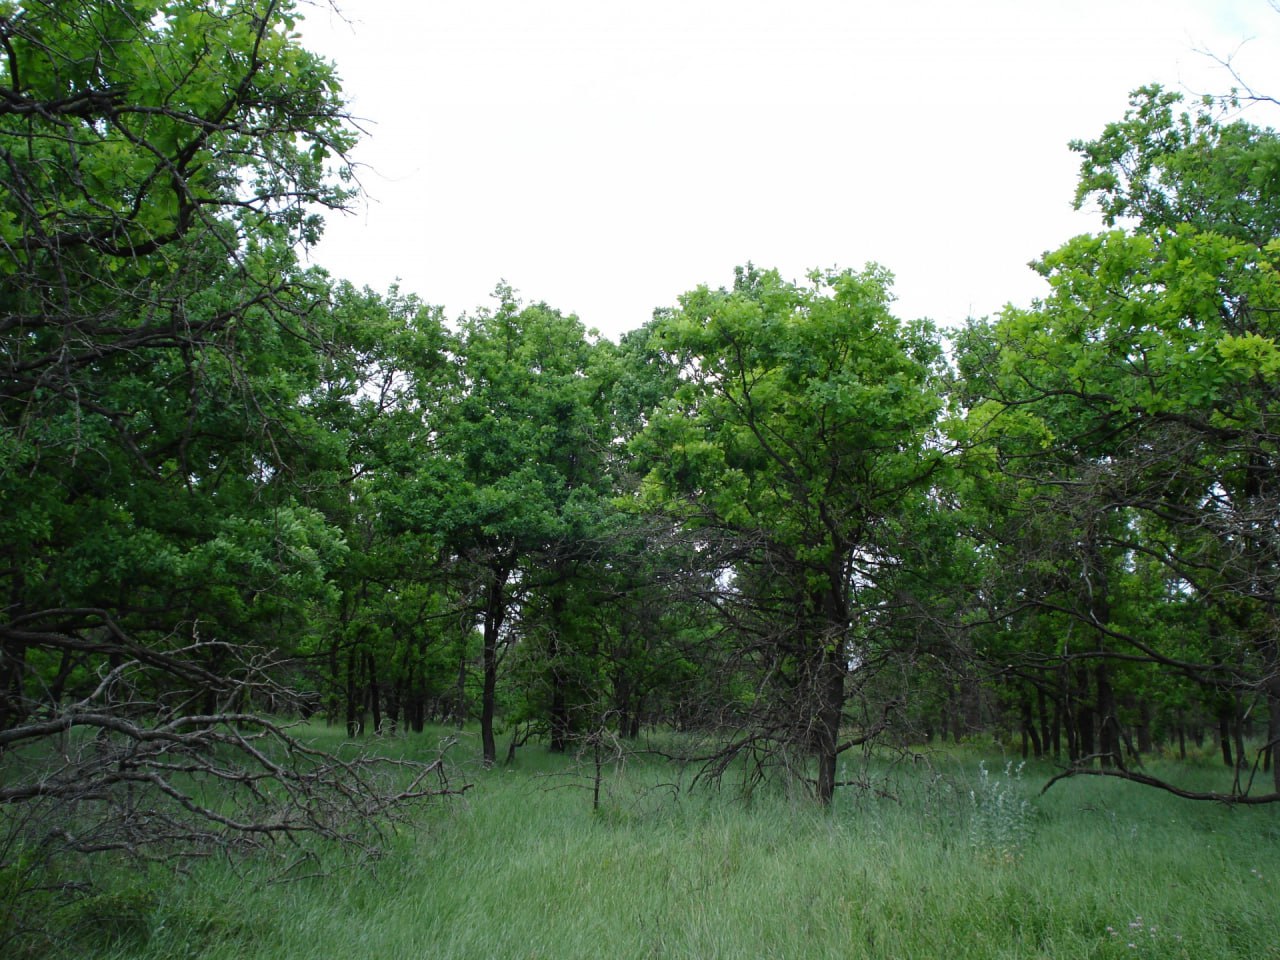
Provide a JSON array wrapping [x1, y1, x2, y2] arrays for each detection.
[[0, 638, 28, 733], [1267, 681, 1280, 792], [1073, 663, 1093, 762], [1218, 704, 1234, 768], [1095, 661, 1118, 767], [548, 591, 570, 753], [813, 576, 848, 807], [480, 563, 510, 768], [1136, 698, 1153, 756], [814, 640, 845, 806], [366, 649, 382, 734], [1037, 684, 1053, 760], [1020, 694, 1042, 759], [345, 647, 362, 737]]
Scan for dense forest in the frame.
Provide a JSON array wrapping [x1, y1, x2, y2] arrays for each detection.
[[4, 0, 1280, 935]]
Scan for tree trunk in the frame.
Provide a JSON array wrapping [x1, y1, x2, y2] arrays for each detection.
[[0, 639, 28, 732], [1136, 698, 1153, 756], [548, 591, 570, 753], [1074, 664, 1094, 762], [1232, 700, 1248, 773], [813, 578, 848, 807], [345, 647, 362, 737], [1095, 661, 1118, 768], [366, 650, 382, 734], [1037, 684, 1053, 760], [1052, 669, 1066, 760], [480, 563, 510, 768], [1020, 694, 1042, 759], [814, 641, 845, 806], [1267, 680, 1280, 792], [409, 686, 425, 734], [1218, 704, 1234, 768]]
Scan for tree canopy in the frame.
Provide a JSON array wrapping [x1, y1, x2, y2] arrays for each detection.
[[5, 10, 1280, 944]]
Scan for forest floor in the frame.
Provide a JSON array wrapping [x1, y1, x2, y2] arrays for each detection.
[[16, 724, 1280, 959]]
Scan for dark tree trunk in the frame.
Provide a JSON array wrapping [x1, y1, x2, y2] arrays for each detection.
[[0, 639, 28, 733], [1052, 668, 1066, 760], [345, 647, 362, 737], [548, 592, 570, 753], [409, 687, 425, 734], [0, 571, 27, 732], [366, 650, 382, 734], [1135, 698, 1153, 756], [1218, 704, 1234, 768], [1020, 695, 1042, 759], [814, 641, 845, 806], [1074, 664, 1094, 762], [1037, 684, 1053, 760], [1267, 681, 1280, 791], [479, 563, 510, 768], [1095, 662, 1118, 768], [46, 649, 77, 711], [1232, 701, 1248, 772], [405, 660, 425, 734], [813, 577, 848, 807]]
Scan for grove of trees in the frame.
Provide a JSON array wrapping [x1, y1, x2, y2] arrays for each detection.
[[4, 0, 1280, 914]]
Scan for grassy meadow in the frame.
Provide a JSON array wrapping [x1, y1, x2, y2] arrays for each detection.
[[13, 725, 1280, 960]]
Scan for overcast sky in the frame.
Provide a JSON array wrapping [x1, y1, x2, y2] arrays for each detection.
[[299, 1, 1280, 339]]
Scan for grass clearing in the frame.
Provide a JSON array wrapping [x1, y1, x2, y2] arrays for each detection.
[[19, 727, 1280, 960]]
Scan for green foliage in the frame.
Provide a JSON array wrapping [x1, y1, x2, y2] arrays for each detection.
[[635, 264, 950, 801], [1073, 85, 1280, 243], [9, 5, 1280, 947], [953, 78, 1280, 792], [0, 3, 477, 917], [1, 0, 360, 660]]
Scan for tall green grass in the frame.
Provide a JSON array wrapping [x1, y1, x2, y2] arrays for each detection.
[[23, 728, 1280, 960]]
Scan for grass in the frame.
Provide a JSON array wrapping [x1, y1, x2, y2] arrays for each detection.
[[17, 727, 1280, 959]]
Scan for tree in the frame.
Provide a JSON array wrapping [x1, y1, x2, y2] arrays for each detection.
[[418, 288, 611, 766], [961, 87, 1280, 799], [636, 265, 947, 804], [0, 0, 456, 893]]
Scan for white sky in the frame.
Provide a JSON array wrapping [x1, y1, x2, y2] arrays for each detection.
[[299, 1, 1280, 339]]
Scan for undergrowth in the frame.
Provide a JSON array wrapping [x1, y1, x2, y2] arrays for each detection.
[[8, 728, 1279, 960]]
